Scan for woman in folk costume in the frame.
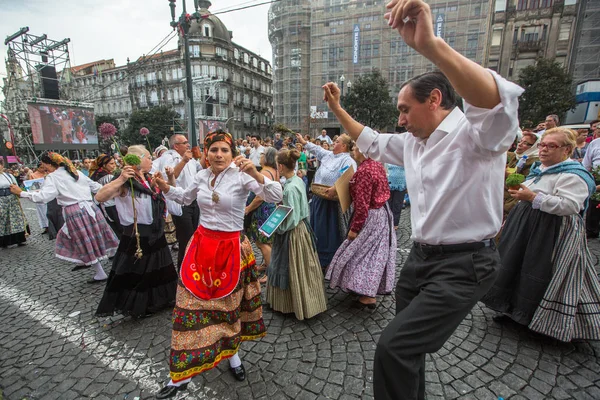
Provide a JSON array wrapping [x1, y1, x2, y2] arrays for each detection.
[[94, 145, 177, 319], [0, 158, 27, 247], [10, 152, 118, 283], [326, 148, 397, 309], [267, 149, 327, 320], [153, 130, 283, 399], [90, 154, 123, 239], [483, 128, 600, 341]]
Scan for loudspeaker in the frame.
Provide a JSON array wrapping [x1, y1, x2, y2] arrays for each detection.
[[38, 64, 60, 99]]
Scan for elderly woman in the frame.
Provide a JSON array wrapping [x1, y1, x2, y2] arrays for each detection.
[[483, 128, 600, 342], [295, 133, 357, 268], [90, 154, 122, 238], [326, 148, 396, 308], [267, 149, 327, 320], [503, 130, 540, 220], [0, 158, 28, 247], [94, 145, 177, 318], [244, 147, 279, 279], [10, 153, 119, 283], [152, 130, 282, 399]]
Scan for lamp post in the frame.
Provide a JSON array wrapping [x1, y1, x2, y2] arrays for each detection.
[[347, 81, 352, 93], [168, 0, 201, 149], [339, 74, 345, 97]]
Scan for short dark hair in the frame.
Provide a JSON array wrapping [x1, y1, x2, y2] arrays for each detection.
[[251, 134, 261, 140], [401, 71, 457, 110], [591, 119, 600, 128]]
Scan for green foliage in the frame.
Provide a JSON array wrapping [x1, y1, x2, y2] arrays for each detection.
[[341, 70, 398, 131], [123, 154, 141, 166], [505, 173, 525, 187], [272, 123, 293, 134], [518, 58, 576, 126], [122, 106, 180, 150]]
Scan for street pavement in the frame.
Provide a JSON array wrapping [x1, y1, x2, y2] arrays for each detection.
[[1, 199, 600, 400]]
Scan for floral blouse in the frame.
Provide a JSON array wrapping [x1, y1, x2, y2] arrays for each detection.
[[349, 159, 390, 233]]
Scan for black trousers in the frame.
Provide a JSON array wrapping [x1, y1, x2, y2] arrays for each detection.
[[586, 199, 600, 238], [171, 201, 200, 269], [388, 189, 407, 227], [373, 243, 500, 400], [104, 205, 123, 240]]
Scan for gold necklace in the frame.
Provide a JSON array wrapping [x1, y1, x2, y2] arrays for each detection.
[[208, 167, 230, 203]]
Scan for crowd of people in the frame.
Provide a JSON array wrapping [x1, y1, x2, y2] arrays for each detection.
[[2, 1, 600, 399]]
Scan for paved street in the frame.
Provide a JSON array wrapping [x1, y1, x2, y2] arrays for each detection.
[[1, 199, 600, 400]]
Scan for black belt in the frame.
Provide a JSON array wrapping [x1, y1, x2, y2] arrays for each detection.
[[414, 239, 495, 255], [0, 188, 12, 197]]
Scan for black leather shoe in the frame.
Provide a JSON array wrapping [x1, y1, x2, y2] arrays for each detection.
[[155, 383, 188, 399], [492, 314, 511, 323], [230, 364, 246, 381]]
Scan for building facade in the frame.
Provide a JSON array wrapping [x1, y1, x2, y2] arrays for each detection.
[[63, 1, 273, 141], [569, 0, 600, 84], [485, 0, 579, 79], [269, 0, 492, 134]]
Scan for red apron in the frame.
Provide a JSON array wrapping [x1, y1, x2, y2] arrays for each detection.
[[181, 225, 241, 300]]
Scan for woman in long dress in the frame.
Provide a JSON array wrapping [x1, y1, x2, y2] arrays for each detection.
[[267, 149, 327, 320], [0, 158, 27, 247], [294, 133, 357, 268], [152, 131, 283, 399], [326, 148, 396, 308], [483, 128, 600, 341], [94, 145, 178, 318], [10, 152, 118, 283]]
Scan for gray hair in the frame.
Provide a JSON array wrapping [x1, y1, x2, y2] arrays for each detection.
[[168, 134, 185, 149], [262, 147, 277, 169], [547, 114, 560, 125]]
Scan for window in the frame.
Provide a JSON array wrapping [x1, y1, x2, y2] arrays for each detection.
[[529, 0, 539, 9], [559, 22, 571, 40], [243, 53, 249, 64], [517, 0, 527, 10], [492, 29, 503, 46], [466, 32, 478, 59], [140, 92, 147, 106], [202, 65, 209, 76], [189, 45, 200, 57], [495, 0, 507, 12], [217, 66, 223, 78], [252, 58, 258, 68], [219, 87, 228, 102], [209, 65, 216, 77], [193, 64, 201, 77], [203, 23, 212, 37], [234, 48, 240, 59]]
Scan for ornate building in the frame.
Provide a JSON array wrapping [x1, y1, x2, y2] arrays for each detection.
[[63, 1, 273, 140]]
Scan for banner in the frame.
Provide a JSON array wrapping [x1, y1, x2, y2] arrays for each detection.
[[353, 25, 360, 64]]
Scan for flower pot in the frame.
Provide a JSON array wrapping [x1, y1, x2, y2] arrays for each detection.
[[508, 185, 521, 191]]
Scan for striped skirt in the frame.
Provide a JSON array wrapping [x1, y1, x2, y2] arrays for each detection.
[[54, 202, 119, 265], [169, 233, 266, 383], [529, 214, 600, 341], [0, 194, 27, 247], [266, 221, 327, 320]]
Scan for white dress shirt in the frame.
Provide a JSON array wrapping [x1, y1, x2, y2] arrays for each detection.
[[151, 149, 202, 190], [305, 142, 357, 186], [20, 167, 102, 207], [582, 139, 600, 171], [525, 162, 589, 216], [113, 190, 155, 226], [249, 145, 265, 166], [356, 70, 523, 245], [318, 134, 333, 145], [164, 163, 283, 232]]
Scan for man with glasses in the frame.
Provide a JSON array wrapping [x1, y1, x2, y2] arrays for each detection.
[[582, 120, 600, 239], [152, 134, 202, 268]]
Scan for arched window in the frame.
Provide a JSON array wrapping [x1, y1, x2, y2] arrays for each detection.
[[202, 23, 213, 37]]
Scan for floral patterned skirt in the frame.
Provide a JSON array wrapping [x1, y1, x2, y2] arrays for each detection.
[[169, 233, 266, 383], [0, 194, 27, 247]]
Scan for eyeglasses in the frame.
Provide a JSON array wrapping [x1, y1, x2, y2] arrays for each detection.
[[175, 141, 189, 145], [537, 142, 568, 150]]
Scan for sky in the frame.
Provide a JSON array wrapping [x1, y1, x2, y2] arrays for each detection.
[[0, 0, 273, 98]]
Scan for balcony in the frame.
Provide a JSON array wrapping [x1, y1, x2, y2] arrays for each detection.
[[515, 39, 544, 52]]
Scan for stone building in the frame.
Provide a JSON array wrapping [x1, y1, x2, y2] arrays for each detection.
[[63, 1, 273, 140], [485, 0, 579, 79], [269, 0, 492, 135]]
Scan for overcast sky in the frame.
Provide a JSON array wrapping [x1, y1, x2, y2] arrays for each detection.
[[0, 0, 273, 97]]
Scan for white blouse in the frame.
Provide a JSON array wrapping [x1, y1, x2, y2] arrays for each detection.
[[113, 189, 154, 226], [524, 163, 590, 216], [304, 142, 356, 186], [20, 167, 102, 206], [164, 163, 283, 232], [0, 172, 16, 188]]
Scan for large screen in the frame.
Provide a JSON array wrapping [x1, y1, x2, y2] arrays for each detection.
[[27, 102, 99, 149], [198, 120, 227, 145]]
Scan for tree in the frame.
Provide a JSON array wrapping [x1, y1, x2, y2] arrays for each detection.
[[121, 106, 180, 150], [95, 115, 120, 155], [518, 58, 576, 127], [341, 70, 398, 131]]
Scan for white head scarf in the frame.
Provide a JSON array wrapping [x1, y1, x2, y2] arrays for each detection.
[[515, 132, 540, 160]]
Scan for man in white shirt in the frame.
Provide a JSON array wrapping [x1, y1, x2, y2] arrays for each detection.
[[321, 1, 523, 398], [151, 134, 202, 268], [317, 129, 333, 145], [248, 135, 265, 168]]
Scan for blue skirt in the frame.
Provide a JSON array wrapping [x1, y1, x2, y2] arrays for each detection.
[[310, 196, 342, 267]]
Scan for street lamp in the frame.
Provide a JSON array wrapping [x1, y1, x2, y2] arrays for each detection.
[[168, 0, 203, 150], [339, 74, 345, 97], [347, 81, 352, 93]]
